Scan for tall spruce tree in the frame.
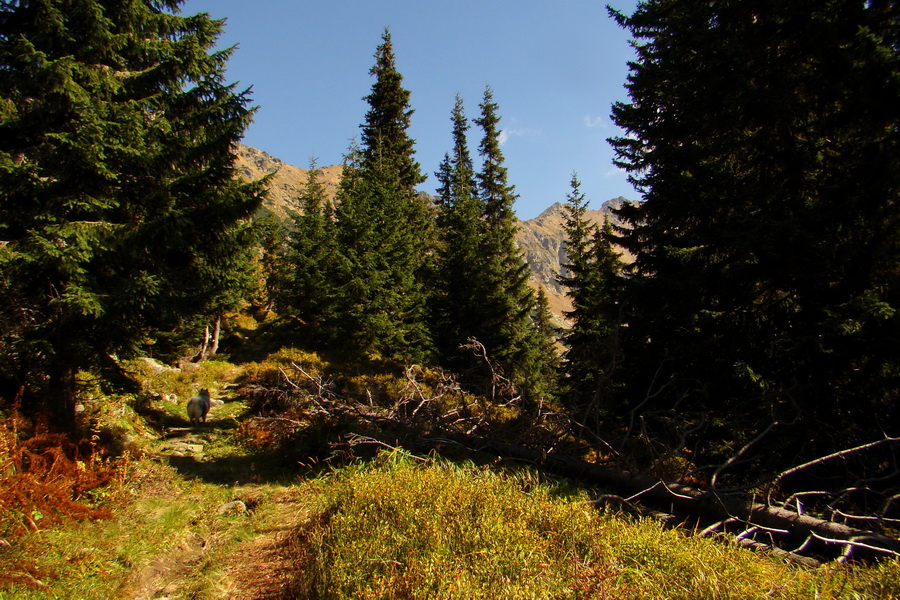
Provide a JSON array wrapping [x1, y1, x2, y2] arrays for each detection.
[[288, 157, 337, 338], [609, 0, 900, 478], [474, 87, 556, 399], [532, 286, 562, 399], [331, 29, 434, 361], [256, 208, 292, 314], [0, 0, 263, 424], [558, 176, 623, 417], [432, 95, 487, 365], [192, 216, 262, 361]]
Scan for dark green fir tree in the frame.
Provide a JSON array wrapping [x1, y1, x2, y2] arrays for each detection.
[[474, 86, 557, 399], [432, 95, 487, 365], [532, 286, 562, 399], [0, 0, 264, 425], [558, 175, 624, 422], [608, 0, 900, 480], [255, 208, 293, 315], [288, 157, 338, 339], [331, 29, 435, 362]]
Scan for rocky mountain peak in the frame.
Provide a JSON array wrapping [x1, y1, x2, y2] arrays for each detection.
[[516, 197, 631, 323], [235, 144, 343, 218], [534, 202, 566, 219]]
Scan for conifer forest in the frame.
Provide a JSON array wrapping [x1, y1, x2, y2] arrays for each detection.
[[1, 1, 899, 596]]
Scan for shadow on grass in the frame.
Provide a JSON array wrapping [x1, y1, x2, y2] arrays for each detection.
[[165, 449, 299, 486], [141, 397, 304, 485]]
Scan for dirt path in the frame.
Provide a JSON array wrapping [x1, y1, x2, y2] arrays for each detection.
[[118, 489, 312, 600], [117, 532, 208, 599], [216, 492, 311, 600], [119, 412, 315, 600]]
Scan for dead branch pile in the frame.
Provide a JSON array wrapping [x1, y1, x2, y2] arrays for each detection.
[[238, 346, 900, 564]]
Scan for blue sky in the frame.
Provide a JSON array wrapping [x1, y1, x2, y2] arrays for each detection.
[[181, 0, 639, 220]]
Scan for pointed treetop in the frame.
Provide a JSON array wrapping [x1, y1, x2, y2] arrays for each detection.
[[360, 26, 423, 188], [435, 94, 478, 213], [475, 86, 518, 231], [561, 172, 596, 275]]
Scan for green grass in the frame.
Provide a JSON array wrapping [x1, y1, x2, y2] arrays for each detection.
[[123, 357, 242, 407], [3, 447, 899, 600], [0, 458, 228, 599], [289, 451, 900, 600]]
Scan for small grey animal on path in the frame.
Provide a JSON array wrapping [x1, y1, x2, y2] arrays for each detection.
[[186, 389, 216, 426]]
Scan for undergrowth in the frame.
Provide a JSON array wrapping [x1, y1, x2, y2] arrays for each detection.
[[289, 451, 900, 600], [0, 456, 252, 599], [0, 356, 248, 595], [3, 348, 900, 599], [0, 411, 117, 543], [234, 347, 553, 468]]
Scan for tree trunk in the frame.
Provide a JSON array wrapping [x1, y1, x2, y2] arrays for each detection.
[[209, 314, 221, 357], [197, 323, 210, 361], [194, 315, 221, 363], [48, 354, 76, 429]]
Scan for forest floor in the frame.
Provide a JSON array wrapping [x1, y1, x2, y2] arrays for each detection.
[[0, 355, 321, 600], [2, 350, 900, 599], [109, 366, 318, 600]]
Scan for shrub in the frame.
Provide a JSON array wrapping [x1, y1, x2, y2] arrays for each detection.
[[287, 452, 899, 599], [290, 453, 623, 598]]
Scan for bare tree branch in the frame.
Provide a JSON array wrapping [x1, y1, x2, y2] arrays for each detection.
[[810, 532, 900, 561], [775, 436, 900, 485]]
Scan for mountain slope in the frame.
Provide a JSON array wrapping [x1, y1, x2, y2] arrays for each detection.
[[516, 198, 630, 322], [235, 144, 342, 218]]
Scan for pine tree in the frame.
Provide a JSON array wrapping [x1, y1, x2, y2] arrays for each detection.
[[431, 95, 487, 364], [474, 86, 556, 399], [558, 176, 624, 422], [331, 29, 435, 361], [0, 1, 263, 424], [608, 0, 900, 474], [288, 157, 337, 338], [559, 175, 601, 402], [532, 287, 562, 399], [193, 216, 263, 361], [256, 208, 292, 314], [360, 29, 425, 192]]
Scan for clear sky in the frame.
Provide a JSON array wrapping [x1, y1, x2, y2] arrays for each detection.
[[181, 0, 639, 220]]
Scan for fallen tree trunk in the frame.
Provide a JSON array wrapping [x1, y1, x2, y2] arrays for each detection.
[[424, 433, 900, 562]]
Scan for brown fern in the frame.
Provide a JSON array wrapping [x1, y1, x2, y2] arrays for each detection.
[[0, 415, 116, 539]]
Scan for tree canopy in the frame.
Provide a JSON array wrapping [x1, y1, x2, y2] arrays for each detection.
[[329, 29, 435, 362], [558, 175, 623, 419], [472, 87, 557, 399], [0, 0, 264, 424], [608, 0, 900, 483], [432, 95, 486, 366]]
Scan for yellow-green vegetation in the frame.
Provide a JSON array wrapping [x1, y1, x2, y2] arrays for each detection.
[[124, 357, 241, 408], [3, 444, 900, 600], [3, 351, 900, 600], [290, 452, 900, 600], [125, 359, 245, 432], [0, 458, 254, 600]]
